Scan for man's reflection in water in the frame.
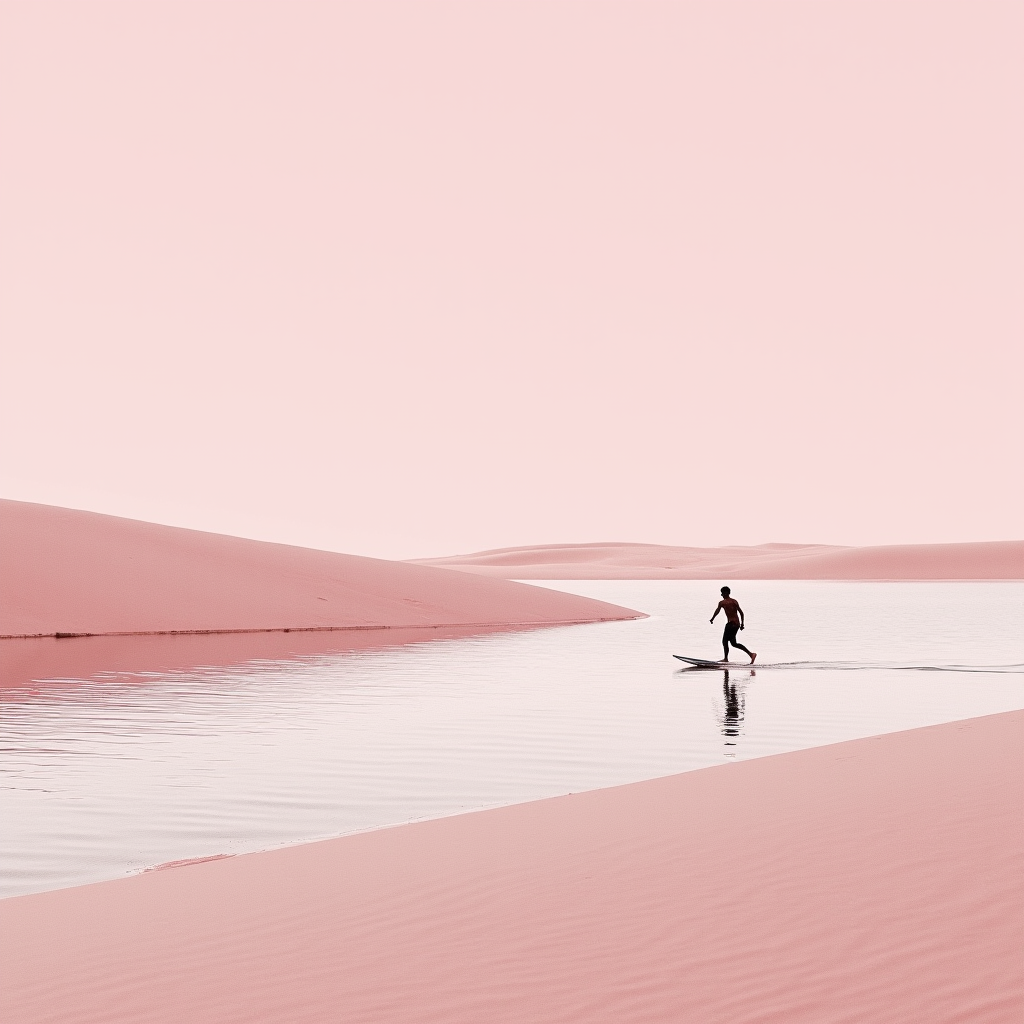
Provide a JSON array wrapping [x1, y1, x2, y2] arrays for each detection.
[[715, 669, 753, 757]]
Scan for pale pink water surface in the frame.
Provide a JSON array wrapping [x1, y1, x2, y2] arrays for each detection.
[[3, 580, 1021, 898]]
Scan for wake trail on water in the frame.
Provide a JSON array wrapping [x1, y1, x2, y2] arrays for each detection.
[[679, 661, 1024, 675]]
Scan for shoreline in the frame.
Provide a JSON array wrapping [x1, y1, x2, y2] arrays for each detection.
[[3, 711, 1021, 1023], [2, 615, 633, 641]]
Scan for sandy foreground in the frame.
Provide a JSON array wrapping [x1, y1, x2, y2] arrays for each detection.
[[0, 500, 640, 638], [413, 539, 1024, 579], [2, 711, 1021, 1024]]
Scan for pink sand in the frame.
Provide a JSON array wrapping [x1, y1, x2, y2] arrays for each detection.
[[0, 500, 640, 638], [2, 712, 1020, 1024], [413, 539, 1024, 579]]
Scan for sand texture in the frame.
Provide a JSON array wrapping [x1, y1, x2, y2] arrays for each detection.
[[2, 711, 1021, 1024], [413, 539, 1024, 579], [0, 500, 640, 638]]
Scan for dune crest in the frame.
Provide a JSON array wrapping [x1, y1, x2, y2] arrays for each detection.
[[0, 501, 641, 639], [413, 539, 1024, 579]]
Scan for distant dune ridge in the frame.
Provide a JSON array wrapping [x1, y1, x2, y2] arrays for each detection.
[[412, 540, 1024, 579], [0, 501, 641, 639]]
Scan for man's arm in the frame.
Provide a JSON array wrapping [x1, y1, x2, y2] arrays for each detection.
[[736, 602, 745, 628], [710, 601, 722, 624]]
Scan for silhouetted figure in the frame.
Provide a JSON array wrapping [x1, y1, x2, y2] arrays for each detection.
[[710, 586, 756, 663]]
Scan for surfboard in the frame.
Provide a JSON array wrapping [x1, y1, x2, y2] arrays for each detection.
[[673, 655, 726, 667]]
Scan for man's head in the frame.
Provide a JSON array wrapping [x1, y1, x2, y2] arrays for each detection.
[[721, 586, 731, 597]]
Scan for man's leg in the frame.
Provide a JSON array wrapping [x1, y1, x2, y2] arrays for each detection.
[[729, 635, 757, 664]]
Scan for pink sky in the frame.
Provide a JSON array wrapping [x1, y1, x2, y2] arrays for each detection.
[[2, 1, 1021, 560]]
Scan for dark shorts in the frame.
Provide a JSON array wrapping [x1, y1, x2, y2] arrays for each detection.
[[723, 621, 740, 644]]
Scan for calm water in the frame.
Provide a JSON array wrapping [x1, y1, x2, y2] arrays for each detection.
[[2, 581, 1022, 899]]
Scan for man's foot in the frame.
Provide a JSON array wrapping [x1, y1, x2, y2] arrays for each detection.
[[720, 658, 730, 663], [749, 653, 757, 664]]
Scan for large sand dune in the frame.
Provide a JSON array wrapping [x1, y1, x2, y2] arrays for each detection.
[[2, 712, 1020, 1024], [413, 539, 1024, 579], [0, 501, 640, 638]]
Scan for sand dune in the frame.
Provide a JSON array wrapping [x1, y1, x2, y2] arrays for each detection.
[[0, 500, 641, 638], [2, 711, 1020, 1024], [413, 539, 1024, 579]]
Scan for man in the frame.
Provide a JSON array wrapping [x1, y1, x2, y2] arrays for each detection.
[[710, 586, 756, 664]]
